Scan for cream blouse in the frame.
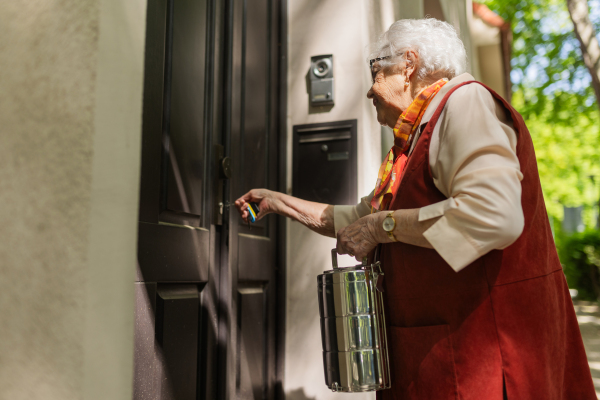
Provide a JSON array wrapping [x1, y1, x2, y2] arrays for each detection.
[[333, 73, 525, 272]]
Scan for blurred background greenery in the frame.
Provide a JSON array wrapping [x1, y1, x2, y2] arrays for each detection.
[[484, 0, 600, 301]]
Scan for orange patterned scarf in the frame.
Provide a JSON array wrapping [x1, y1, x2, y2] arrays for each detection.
[[371, 78, 448, 211]]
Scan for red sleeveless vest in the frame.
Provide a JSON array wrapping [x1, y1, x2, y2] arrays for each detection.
[[377, 82, 596, 400]]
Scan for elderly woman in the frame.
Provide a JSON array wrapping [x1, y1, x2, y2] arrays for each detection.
[[235, 19, 595, 399]]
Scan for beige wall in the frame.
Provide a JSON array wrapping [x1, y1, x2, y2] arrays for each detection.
[[471, 14, 506, 98], [285, 1, 395, 399], [477, 44, 505, 97], [0, 0, 146, 399]]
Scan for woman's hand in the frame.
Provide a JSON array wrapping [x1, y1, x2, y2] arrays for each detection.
[[235, 189, 335, 237], [234, 188, 281, 223], [336, 213, 382, 262]]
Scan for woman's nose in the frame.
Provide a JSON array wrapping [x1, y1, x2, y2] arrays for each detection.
[[366, 87, 374, 99]]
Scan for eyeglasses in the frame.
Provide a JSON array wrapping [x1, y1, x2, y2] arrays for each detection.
[[369, 55, 392, 68]]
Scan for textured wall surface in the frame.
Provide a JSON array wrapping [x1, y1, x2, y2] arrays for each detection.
[[285, 1, 396, 399], [0, 0, 145, 398]]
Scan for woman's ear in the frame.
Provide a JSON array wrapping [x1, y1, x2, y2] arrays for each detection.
[[404, 50, 418, 79]]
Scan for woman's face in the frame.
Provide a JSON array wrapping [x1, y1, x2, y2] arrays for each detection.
[[367, 61, 415, 128]]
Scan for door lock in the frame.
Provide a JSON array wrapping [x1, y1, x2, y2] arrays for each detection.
[[220, 157, 232, 179], [218, 201, 233, 215], [214, 145, 232, 225]]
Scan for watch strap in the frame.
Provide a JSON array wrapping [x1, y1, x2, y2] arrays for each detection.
[[386, 230, 397, 241]]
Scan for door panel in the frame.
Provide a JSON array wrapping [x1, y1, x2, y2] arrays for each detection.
[[237, 285, 268, 399], [133, 281, 211, 400], [155, 284, 203, 400], [138, 0, 167, 224], [137, 222, 209, 282], [136, 0, 216, 398], [242, 0, 269, 200], [227, 0, 279, 399], [165, 0, 208, 220], [237, 234, 272, 281]]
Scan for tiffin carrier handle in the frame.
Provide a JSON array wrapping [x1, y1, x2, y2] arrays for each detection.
[[331, 248, 368, 268], [331, 249, 338, 269]]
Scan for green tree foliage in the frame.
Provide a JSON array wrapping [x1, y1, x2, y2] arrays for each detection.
[[515, 91, 600, 223], [557, 230, 600, 301], [485, 0, 599, 119], [484, 0, 600, 227]]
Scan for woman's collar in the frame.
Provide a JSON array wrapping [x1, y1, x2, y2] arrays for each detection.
[[420, 73, 475, 124]]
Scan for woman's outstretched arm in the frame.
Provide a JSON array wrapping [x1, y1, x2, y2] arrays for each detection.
[[234, 189, 335, 238]]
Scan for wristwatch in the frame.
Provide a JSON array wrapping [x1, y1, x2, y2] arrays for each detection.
[[382, 211, 398, 242]]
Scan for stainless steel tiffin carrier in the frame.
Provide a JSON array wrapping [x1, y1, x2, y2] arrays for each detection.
[[317, 249, 391, 392]]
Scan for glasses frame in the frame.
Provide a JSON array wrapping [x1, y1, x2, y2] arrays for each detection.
[[369, 55, 392, 68]]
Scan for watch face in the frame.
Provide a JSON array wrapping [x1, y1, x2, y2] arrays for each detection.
[[383, 217, 395, 232]]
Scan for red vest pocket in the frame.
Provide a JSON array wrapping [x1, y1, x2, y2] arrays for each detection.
[[387, 324, 458, 400]]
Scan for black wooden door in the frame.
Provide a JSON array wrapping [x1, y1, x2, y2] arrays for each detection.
[[134, 0, 284, 399]]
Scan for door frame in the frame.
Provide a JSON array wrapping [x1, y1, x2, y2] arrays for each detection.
[[275, 1, 288, 398]]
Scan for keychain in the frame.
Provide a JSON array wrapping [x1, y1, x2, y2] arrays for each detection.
[[247, 202, 260, 223], [247, 202, 260, 229]]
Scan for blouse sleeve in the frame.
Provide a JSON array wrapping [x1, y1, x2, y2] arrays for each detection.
[[333, 190, 374, 235], [419, 84, 524, 272]]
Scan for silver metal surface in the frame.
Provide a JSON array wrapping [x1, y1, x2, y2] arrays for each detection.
[[317, 250, 391, 392]]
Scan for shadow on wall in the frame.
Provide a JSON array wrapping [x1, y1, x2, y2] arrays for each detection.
[[286, 387, 318, 400]]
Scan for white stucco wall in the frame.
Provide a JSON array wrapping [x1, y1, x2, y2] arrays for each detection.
[[0, 1, 145, 399], [284, 1, 396, 399]]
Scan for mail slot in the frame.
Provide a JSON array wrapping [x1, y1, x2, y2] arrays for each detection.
[[292, 120, 357, 205]]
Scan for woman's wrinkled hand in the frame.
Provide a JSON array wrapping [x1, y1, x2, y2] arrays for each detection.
[[336, 214, 381, 262], [234, 188, 280, 223]]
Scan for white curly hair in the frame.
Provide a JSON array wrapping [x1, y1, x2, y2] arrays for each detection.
[[369, 18, 467, 81]]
